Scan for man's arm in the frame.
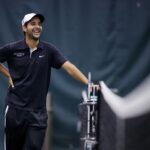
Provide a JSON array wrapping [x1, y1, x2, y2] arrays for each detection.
[[62, 61, 88, 85], [0, 63, 14, 88]]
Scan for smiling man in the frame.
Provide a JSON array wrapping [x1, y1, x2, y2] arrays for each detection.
[[0, 13, 88, 150]]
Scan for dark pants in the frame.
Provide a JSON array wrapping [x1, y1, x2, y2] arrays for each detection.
[[5, 106, 48, 150]]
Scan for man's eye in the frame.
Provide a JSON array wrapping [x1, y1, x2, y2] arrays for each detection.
[[31, 23, 35, 25]]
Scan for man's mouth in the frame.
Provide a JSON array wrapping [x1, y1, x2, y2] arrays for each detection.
[[33, 31, 41, 36]]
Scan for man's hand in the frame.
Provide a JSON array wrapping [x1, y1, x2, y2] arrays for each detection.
[[8, 76, 14, 88], [89, 83, 100, 92]]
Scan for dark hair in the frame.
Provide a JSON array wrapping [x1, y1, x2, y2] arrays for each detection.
[[23, 22, 28, 36]]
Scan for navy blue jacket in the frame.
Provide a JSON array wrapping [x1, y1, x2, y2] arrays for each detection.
[[0, 40, 67, 111]]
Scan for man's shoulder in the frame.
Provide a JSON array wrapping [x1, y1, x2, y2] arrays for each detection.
[[40, 40, 55, 48], [0, 40, 23, 50], [40, 40, 59, 51], [6, 40, 26, 49]]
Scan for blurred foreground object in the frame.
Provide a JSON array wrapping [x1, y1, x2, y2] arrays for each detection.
[[99, 75, 150, 150]]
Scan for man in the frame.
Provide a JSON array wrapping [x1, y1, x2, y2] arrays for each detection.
[[0, 13, 88, 150]]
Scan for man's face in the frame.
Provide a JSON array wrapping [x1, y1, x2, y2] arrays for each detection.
[[23, 17, 43, 40]]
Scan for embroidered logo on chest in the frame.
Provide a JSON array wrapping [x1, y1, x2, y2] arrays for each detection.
[[13, 52, 25, 57]]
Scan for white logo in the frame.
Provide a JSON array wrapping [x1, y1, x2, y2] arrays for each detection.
[[13, 52, 25, 57], [39, 55, 45, 58]]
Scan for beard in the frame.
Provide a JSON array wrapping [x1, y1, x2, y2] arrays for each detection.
[[32, 35, 39, 41], [26, 29, 42, 41], [28, 33, 40, 41]]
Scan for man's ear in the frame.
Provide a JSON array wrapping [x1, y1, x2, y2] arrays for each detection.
[[22, 25, 27, 32]]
